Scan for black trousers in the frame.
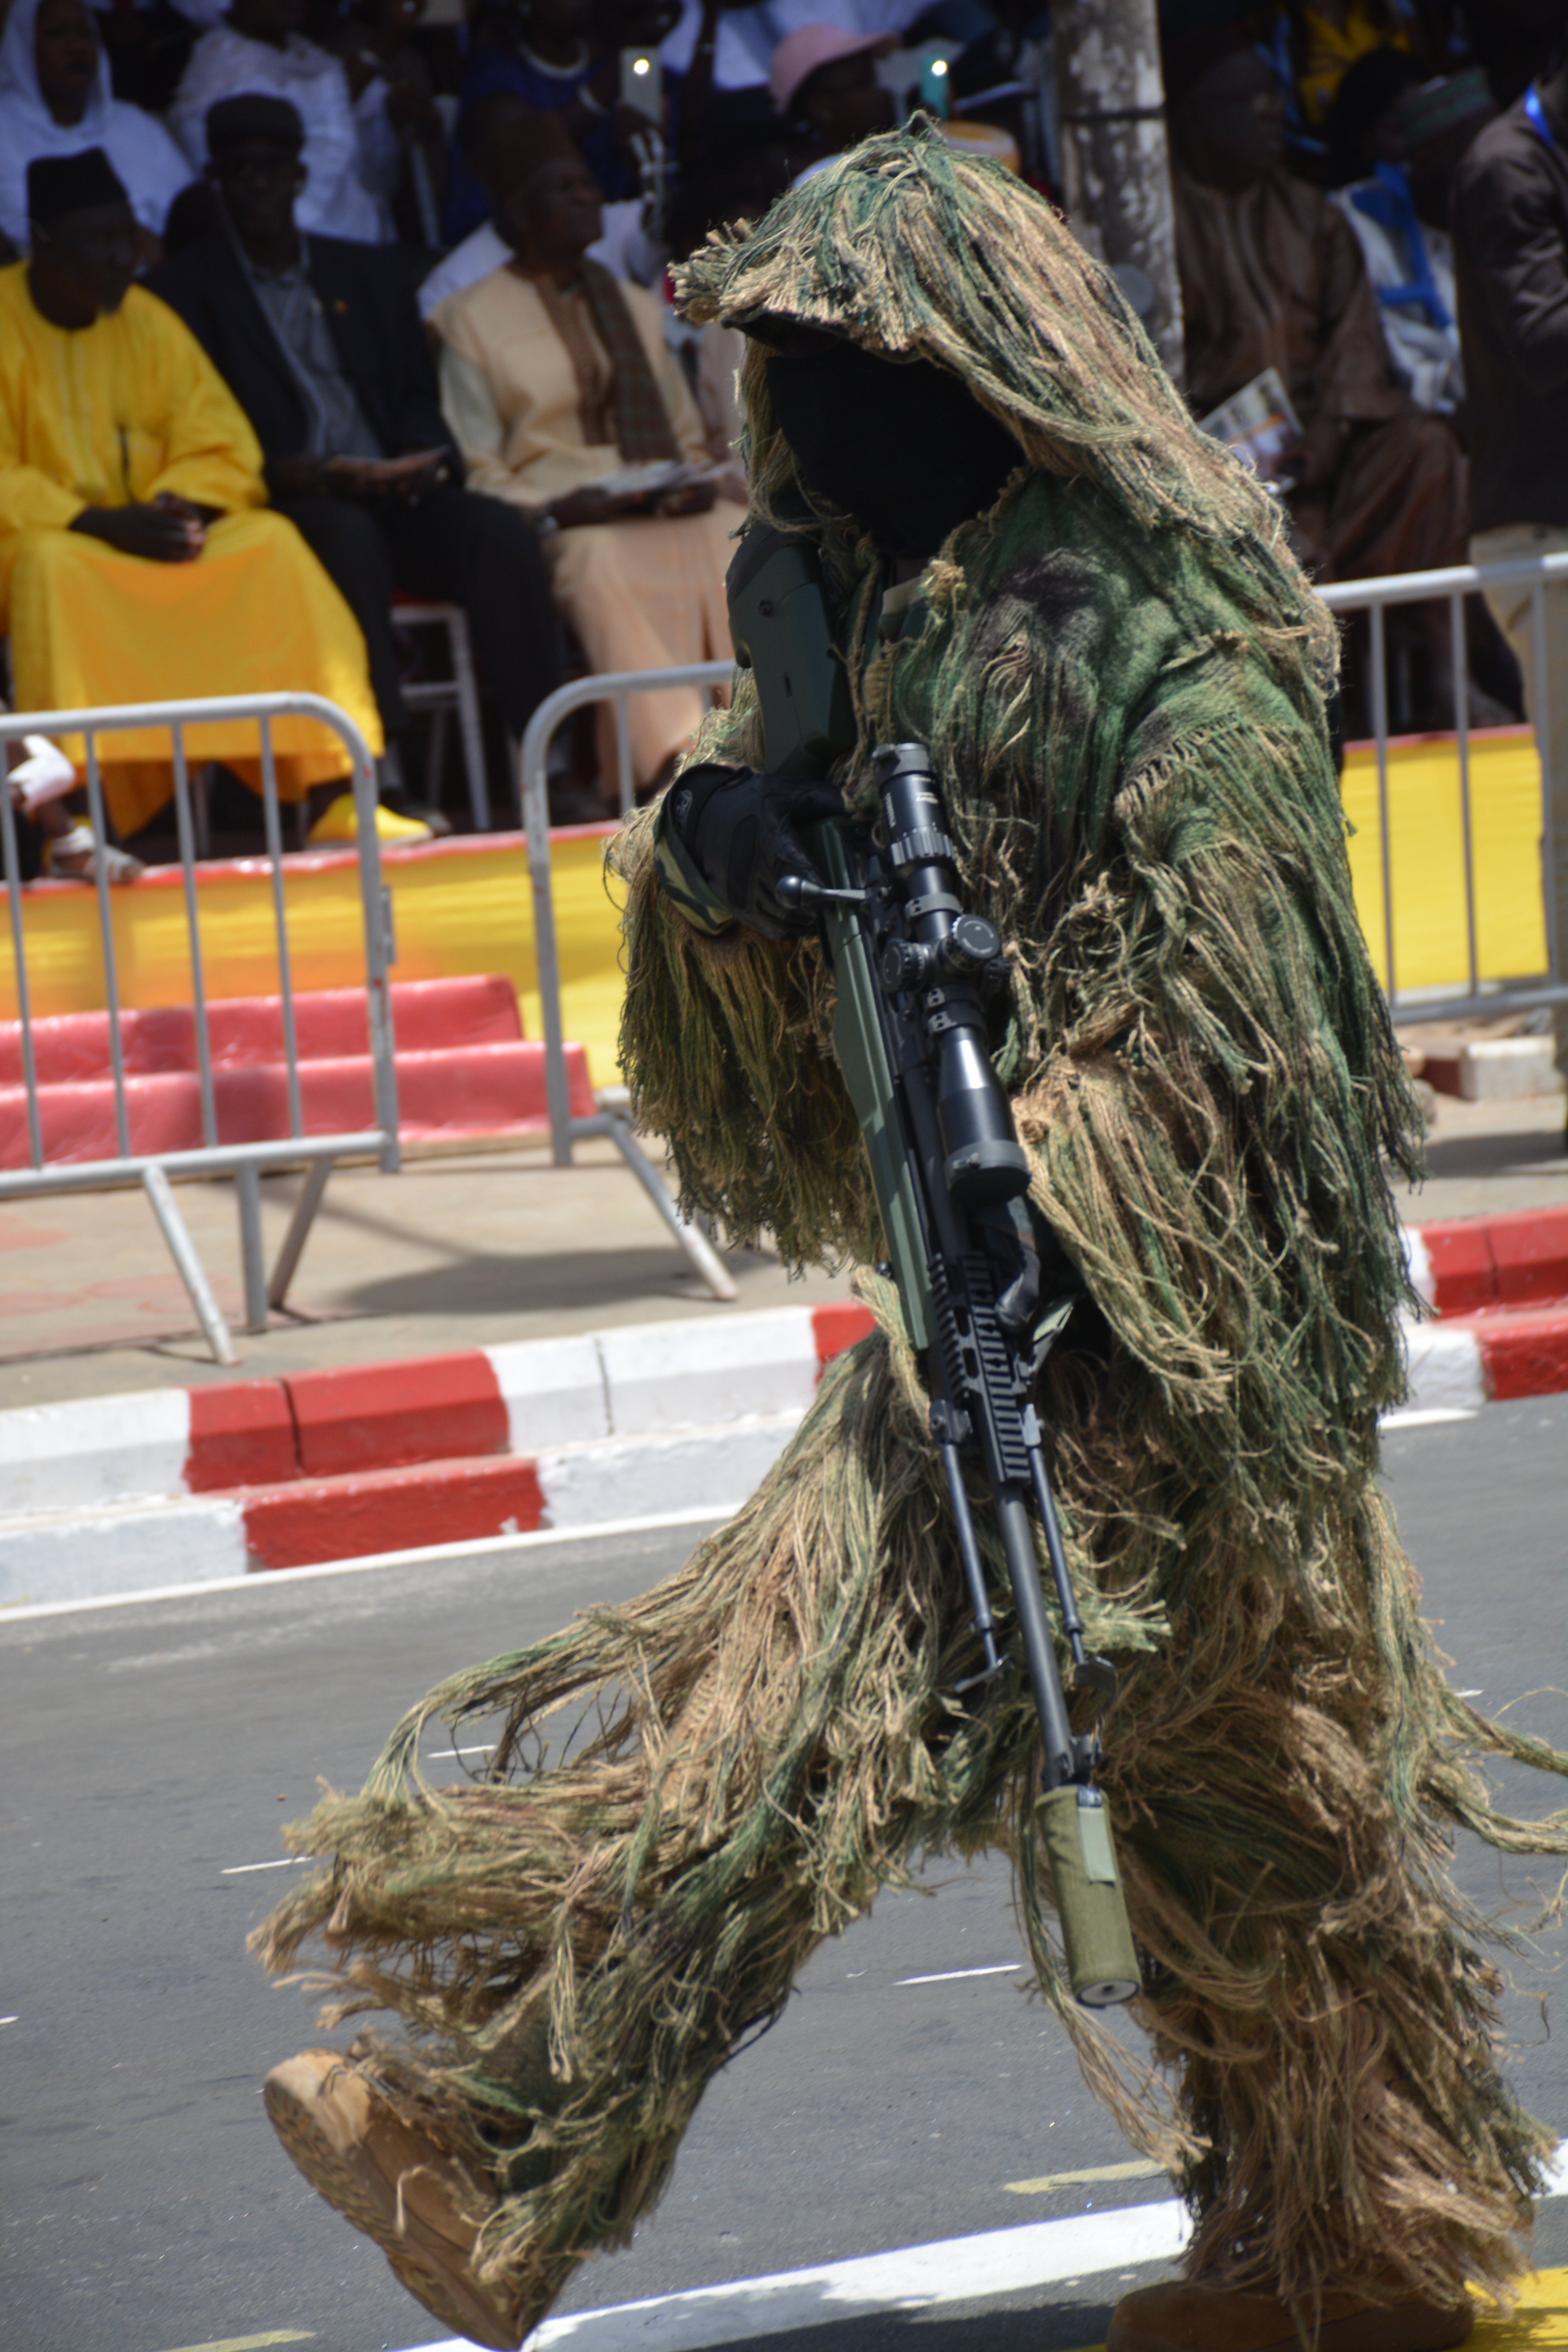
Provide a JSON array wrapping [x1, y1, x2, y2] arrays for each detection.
[[274, 485, 559, 746]]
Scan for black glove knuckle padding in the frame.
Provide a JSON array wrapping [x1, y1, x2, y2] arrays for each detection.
[[677, 766, 843, 940], [726, 811, 761, 917]]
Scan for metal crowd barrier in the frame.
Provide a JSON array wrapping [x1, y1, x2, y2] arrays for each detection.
[[518, 662, 737, 1304], [521, 561, 1566, 1272], [1318, 550, 1566, 1027], [0, 693, 398, 1366]]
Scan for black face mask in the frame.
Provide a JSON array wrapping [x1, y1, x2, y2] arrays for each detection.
[[764, 339, 1020, 559]]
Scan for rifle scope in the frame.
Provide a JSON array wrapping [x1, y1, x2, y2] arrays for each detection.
[[871, 746, 1033, 1210]]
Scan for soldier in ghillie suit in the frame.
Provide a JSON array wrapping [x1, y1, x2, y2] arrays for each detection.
[[256, 121, 1566, 2352]]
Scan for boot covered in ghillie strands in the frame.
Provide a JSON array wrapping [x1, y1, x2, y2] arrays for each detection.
[[255, 118, 1568, 2350]]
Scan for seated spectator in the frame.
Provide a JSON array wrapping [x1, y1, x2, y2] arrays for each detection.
[[148, 93, 561, 821], [947, 5, 1060, 197], [656, 0, 782, 156], [6, 726, 144, 880], [170, 0, 399, 240], [664, 140, 802, 497], [1289, 0, 1414, 130], [1452, 28, 1568, 1105], [318, 0, 446, 245], [769, 23, 895, 174], [442, 0, 673, 243], [431, 111, 742, 792], [418, 87, 663, 319], [1330, 58, 1495, 412], [1322, 39, 1423, 181], [0, 0, 194, 258], [0, 149, 396, 850], [91, 0, 198, 115], [1167, 25, 1466, 592], [1460, 0, 1563, 108]]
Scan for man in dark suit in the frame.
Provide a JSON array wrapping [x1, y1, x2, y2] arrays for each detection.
[[148, 93, 559, 822], [1452, 29, 1568, 1122]]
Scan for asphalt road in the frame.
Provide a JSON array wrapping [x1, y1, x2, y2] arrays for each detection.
[[2, 1396, 1563, 2352]]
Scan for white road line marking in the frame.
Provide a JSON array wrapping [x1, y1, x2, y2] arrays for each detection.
[[1380, 1407, 1478, 1429], [431, 1745, 496, 1758], [397, 2204, 1190, 2352], [385, 2143, 1568, 2352], [895, 1963, 1021, 1986], [1005, 2159, 1166, 2194], [153, 2334, 314, 2352], [220, 1858, 317, 1875], [0, 2014, 17, 2024], [0, 1506, 727, 1622]]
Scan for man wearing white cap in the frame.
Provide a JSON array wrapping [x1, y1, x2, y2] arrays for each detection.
[[659, 0, 923, 104], [769, 22, 895, 171]]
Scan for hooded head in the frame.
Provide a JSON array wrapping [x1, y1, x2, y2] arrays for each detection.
[[675, 116, 1285, 559], [0, 0, 112, 144]]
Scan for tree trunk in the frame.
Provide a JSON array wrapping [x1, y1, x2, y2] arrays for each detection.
[[1051, 0, 1185, 387]]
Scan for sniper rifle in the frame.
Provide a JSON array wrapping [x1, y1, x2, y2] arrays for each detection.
[[726, 524, 1141, 2010]]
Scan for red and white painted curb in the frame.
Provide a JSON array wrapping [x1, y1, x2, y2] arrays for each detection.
[[0, 1306, 871, 1608], [1399, 1205, 1568, 1411], [1, 1214, 1562, 1611], [1404, 1203, 1568, 1318]]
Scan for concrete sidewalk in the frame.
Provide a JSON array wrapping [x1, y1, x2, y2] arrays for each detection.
[[0, 1071, 1561, 1612], [0, 1135, 856, 1409], [0, 1084, 1561, 1414]]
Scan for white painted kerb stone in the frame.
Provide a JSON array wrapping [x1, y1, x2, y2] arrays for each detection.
[[537, 1416, 803, 1530], [0, 1386, 191, 1519], [1402, 1318, 1486, 1412], [0, 1494, 246, 1610], [489, 1335, 609, 1452], [597, 1310, 819, 1437]]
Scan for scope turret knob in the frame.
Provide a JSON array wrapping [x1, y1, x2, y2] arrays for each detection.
[[880, 939, 931, 991], [939, 914, 1004, 976]]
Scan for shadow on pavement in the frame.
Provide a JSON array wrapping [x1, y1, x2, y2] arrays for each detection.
[[329, 1244, 775, 1319], [640, 2303, 1118, 2352]]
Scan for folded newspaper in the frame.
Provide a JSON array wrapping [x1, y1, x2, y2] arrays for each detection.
[[590, 459, 722, 499], [1198, 368, 1301, 486]]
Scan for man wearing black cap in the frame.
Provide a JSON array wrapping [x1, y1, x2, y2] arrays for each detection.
[[0, 145, 388, 846], [148, 93, 560, 818]]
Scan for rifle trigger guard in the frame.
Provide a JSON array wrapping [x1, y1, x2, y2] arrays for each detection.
[[1073, 1654, 1119, 1707]]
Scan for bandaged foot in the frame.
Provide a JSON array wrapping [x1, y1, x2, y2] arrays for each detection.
[[263, 2049, 520, 2350], [1106, 2276, 1474, 2351]]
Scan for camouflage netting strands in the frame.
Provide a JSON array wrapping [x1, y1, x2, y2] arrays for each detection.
[[259, 121, 1568, 2338]]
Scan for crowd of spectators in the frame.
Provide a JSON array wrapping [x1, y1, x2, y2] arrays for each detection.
[[0, 0, 1564, 868]]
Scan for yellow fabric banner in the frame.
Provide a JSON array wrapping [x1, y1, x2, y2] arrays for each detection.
[[0, 726, 1550, 1091]]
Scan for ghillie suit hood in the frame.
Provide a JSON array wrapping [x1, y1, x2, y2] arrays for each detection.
[[681, 111, 1309, 551], [258, 124, 1566, 2342]]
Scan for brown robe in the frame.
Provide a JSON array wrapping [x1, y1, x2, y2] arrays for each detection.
[[1174, 165, 1467, 581]]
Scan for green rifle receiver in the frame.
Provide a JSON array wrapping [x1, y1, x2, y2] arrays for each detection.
[[727, 524, 1140, 2010]]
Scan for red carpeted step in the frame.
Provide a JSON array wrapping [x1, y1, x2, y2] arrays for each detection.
[[0, 974, 524, 1085], [0, 1038, 597, 1167]]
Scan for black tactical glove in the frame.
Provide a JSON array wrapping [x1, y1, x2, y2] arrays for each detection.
[[658, 764, 846, 942]]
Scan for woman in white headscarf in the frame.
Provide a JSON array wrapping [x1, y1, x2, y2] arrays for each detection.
[[0, 0, 194, 254]]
